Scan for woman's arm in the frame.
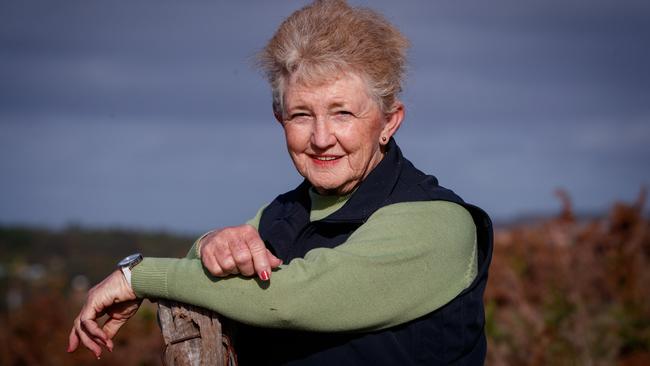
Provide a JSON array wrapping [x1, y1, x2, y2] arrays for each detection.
[[132, 200, 477, 332]]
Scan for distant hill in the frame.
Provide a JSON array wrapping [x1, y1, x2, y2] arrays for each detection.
[[0, 225, 194, 285]]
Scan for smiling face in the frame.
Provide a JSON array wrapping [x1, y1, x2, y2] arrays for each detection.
[[279, 72, 403, 195]]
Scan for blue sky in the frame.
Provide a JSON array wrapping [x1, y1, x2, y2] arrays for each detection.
[[1, 0, 649, 234]]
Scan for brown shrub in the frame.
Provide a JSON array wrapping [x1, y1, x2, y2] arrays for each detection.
[[486, 189, 650, 365]]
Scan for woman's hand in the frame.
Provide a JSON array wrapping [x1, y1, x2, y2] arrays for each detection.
[[200, 224, 282, 281], [67, 270, 141, 358]]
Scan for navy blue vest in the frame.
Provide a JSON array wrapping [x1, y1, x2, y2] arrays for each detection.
[[236, 139, 493, 365]]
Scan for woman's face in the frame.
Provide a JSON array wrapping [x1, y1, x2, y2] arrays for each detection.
[[280, 72, 403, 195]]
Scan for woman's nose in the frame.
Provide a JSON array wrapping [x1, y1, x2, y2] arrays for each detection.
[[310, 119, 336, 149]]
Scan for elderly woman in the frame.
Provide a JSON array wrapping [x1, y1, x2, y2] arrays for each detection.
[[68, 1, 492, 365]]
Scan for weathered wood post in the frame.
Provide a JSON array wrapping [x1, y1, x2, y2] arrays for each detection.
[[158, 300, 237, 366]]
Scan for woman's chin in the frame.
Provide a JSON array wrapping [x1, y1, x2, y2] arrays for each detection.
[[311, 183, 341, 195], [310, 180, 355, 196]]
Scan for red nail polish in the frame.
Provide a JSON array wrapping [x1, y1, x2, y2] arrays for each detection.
[[260, 270, 269, 281]]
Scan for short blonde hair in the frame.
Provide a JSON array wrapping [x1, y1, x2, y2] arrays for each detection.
[[258, 0, 409, 117]]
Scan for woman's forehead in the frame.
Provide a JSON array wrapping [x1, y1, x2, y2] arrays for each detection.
[[284, 72, 373, 107]]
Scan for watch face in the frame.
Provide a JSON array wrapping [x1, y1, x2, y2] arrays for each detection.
[[118, 253, 142, 267]]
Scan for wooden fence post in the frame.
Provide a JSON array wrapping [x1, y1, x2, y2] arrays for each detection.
[[157, 300, 237, 366]]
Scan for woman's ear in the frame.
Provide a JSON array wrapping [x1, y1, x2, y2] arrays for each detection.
[[379, 102, 404, 145]]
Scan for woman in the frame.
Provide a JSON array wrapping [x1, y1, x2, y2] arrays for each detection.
[[68, 1, 493, 364]]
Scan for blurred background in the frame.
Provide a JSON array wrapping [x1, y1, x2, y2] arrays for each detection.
[[1, 0, 649, 365]]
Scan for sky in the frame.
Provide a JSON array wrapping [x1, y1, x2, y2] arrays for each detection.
[[1, 0, 649, 234]]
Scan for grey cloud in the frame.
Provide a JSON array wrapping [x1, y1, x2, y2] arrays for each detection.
[[1, 0, 649, 231]]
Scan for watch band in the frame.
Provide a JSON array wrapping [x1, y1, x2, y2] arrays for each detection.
[[121, 266, 134, 287], [118, 253, 143, 288]]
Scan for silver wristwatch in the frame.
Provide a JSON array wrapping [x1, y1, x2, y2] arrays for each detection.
[[117, 253, 143, 287]]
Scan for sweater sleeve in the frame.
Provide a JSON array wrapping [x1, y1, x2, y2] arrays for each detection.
[[132, 200, 477, 332]]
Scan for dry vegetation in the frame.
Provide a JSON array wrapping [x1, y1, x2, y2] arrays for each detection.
[[486, 189, 650, 366], [1, 191, 648, 365]]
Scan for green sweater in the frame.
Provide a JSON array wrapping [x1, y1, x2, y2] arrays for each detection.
[[132, 194, 477, 332]]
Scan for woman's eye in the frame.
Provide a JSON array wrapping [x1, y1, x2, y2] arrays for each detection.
[[290, 113, 310, 119]]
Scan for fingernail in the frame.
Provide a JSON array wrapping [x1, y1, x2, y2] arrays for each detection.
[[260, 270, 269, 281]]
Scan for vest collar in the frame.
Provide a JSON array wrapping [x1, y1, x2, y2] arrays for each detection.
[[306, 138, 403, 223]]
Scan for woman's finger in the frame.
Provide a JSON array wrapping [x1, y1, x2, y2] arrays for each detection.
[[102, 317, 131, 351], [81, 318, 108, 346], [75, 324, 103, 358], [213, 241, 238, 274], [67, 326, 79, 352], [201, 239, 232, 276], [230, 239, 255, 276], [243, 228, 273, 281], [207, 254, 226, 276], [103, 318, 127, 341], [200, 239, 219, 275]]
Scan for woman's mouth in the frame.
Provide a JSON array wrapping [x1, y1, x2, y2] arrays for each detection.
[[310, 155, 342, 166]]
